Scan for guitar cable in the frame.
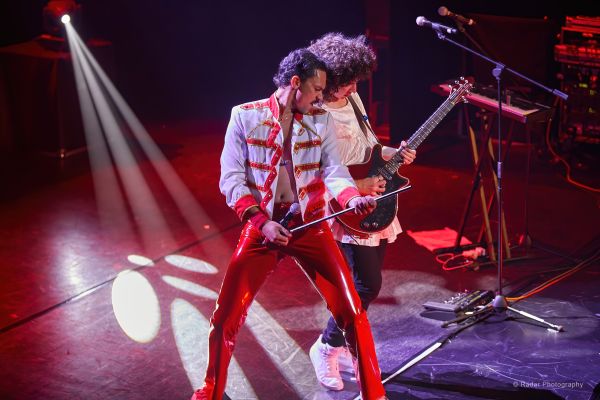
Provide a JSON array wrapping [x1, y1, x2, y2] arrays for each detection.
[[435, 252, 479, 271], [545, 97, 600, 193]]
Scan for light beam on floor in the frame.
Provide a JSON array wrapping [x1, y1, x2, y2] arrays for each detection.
[[111, 269, 161, 343], [171, 298, 258, 398], [164, 255, 218, 274], [162, 276, 218, 299], [244, 301, 313, 396], [127, 254, 155, 267]]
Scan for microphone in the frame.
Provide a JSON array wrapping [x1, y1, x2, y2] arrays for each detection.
[[262, 203, 300, 245], [278, 203, 301, 229], [438, 6, 476, 26], [415, 16, 457, 35]]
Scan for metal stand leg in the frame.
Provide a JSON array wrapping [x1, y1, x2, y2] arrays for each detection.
[[507, 306, 564, 332]]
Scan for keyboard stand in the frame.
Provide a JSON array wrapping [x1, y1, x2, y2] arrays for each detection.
[[435, 106, 512, 260], [431, 82, 556, 262]]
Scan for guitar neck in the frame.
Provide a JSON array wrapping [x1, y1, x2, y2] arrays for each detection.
[[388, 98, 455, 167]]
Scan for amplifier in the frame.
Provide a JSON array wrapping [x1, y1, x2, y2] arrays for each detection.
[[555, 16, 600, 67]]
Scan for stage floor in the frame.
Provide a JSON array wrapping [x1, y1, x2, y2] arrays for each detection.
[[0, 119, 598, 400]]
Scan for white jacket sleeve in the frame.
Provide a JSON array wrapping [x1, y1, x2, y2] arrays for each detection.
[[219, 107, 258, 219]]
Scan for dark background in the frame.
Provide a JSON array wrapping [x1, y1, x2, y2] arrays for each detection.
[[0, 0, 366, 122], [389, 1, 598, 142], [0, 0, 598, 143]]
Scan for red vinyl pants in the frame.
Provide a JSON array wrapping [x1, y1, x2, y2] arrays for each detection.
[[198, 219, 385, 399]]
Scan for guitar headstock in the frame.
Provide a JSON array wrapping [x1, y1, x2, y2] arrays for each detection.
[[447, 77, 473, 105]]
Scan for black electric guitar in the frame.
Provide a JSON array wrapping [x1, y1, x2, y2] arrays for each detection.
[[329, 78, 472, 236]]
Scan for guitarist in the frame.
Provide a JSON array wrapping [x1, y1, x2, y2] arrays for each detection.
[[308, 33, 416, 391]]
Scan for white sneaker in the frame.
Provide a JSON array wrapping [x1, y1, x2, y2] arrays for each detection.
[[338, 346, 354, 374], [309, 335, 343, 391]]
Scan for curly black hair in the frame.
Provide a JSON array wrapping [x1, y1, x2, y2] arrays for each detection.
[[273, 48, 327, 88], [308, 33, 376, 101]]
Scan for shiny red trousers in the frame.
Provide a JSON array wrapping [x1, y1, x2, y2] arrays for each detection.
[[197, 216, 385, 399]]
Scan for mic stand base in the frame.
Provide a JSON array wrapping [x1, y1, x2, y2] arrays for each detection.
[[442, 295, 564, 332]]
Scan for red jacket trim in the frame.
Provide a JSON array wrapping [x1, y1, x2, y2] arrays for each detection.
[[293, 140, 322, 154], [337, 187, 361, 209], [246, 138, 276, 149], [234, 194, 259, 220], [294, 162, 321, 178], [247, 160, 274, 172], [247, 181, 268, 192], [267, 93, 280, 120], [240, 99, 270, 110], [298, 181, 326, 201]]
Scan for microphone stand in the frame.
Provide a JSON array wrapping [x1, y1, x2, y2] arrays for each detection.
[[430, 27, 567, 331]]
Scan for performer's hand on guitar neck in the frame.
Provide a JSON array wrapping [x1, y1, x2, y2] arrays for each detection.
[[262, 221, 292, 246], [399, 141, 417, 165], [348, 196, 377, 215], [382, 141, 417, 164]]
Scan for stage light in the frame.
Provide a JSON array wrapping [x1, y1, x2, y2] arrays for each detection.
[[43, 0, 80, 37]]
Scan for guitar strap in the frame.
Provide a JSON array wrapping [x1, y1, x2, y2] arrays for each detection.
[[347, 95, 380, 145]]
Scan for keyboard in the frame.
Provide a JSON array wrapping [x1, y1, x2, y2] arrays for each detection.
[[432, 81, 553, 124]]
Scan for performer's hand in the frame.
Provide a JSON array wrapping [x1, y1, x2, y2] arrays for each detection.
[[356, 176, 386, 196], [400, 141, 416, 165], [348, 196, 377, 215], [261, 221, 292, 246]]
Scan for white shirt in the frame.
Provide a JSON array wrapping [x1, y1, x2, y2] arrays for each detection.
[[323, 101, 377, 165], [323, 95, 402, 246]]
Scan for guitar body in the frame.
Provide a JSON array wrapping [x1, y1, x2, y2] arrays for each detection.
[[329, 144, 410, 236], [328, 78, 472, 237]]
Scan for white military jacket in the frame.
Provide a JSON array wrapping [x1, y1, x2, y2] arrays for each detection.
[[219, 93, 360, 223]]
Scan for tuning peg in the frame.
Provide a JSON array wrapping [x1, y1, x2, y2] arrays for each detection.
[[464, 99, 469, 104], [454, 80, 459, 84], [448, 84, 452, 90], [460, 76, 465, 80]]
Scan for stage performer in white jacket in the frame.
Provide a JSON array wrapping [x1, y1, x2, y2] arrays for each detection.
[[190, 48, 388, 400]]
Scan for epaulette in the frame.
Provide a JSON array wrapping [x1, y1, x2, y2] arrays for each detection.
[[239, 99, 270, 110]]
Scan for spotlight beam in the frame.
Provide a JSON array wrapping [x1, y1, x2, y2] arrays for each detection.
[[65, 23, 134, 240], [73, 32, 220, 241], [67, 25, 175, 251]]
